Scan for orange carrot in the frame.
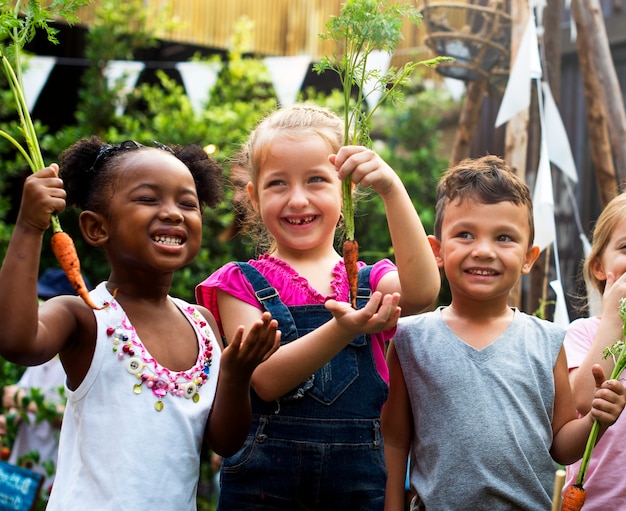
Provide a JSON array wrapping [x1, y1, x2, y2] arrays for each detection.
[[560, 484, 586, 511], [50, 231, 107, 310], [343, 239, 359, 309]]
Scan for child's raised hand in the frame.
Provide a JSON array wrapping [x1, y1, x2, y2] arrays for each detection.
[[601, 272, 626, 325], [221, 312, 280, 377], [16, 164, 65, 232], [330, 146, 400, 197], [325, 291, 401, 336], [590, 363, 626, 428]]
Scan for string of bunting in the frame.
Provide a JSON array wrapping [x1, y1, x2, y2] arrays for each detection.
[[20, 54, 324, 116], [494, 0, 591, 326]]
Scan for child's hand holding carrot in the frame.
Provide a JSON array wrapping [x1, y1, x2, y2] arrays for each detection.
[[330, 146, 401, 198], [325, 291, 401, 336], [16, 165, 65, 233]]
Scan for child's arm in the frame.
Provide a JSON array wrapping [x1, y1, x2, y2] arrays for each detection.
[[0, 167, 77, 365], [217, 289, 401, 402], [569, 271, 626, 414], [382, 341, 414, 511], [204, 310, 280, 456], [330, 146, 440, 315], [551, 347, 626, 465]]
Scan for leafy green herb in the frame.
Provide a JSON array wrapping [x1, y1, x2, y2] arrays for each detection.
[[0, 0, 90, 232], [575, 297, 626, 487]]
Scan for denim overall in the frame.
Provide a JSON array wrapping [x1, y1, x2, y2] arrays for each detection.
[[217, 263, 389, 511]]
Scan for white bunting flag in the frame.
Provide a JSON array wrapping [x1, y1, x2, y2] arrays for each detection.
[[550, 279, 570, 327], [176, 61, 222, 116], [264, 55, 311, 107], [532, 139, 557, 252], [22, 55, 56, 113], [363, 50, 392, 112], [444, 77, 466, 102], [495, 14, 542, 127], [542, 82, 578, 182], [104, 60, 145, 116]]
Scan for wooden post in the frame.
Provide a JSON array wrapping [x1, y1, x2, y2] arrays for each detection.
[[571, 0, 621, 204], [529, 0, 563, 317], [505, 0, 530, 309], [573, 0, 626, 187], [449, 79, 487, 167]]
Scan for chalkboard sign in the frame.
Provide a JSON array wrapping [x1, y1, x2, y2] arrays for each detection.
[[0, 462, 43, 511]]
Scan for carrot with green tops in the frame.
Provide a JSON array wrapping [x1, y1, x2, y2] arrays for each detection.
[[50, 231, 108, 310], [1, 1, 96, 308], [561, 299, 626, 511], [316, 0, 449, 309]]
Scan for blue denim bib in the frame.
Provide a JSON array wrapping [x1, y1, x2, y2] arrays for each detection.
[[217, 263, 388, 510]]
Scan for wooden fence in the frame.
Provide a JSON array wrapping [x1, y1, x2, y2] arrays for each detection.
[[73, 0, 433, 65]]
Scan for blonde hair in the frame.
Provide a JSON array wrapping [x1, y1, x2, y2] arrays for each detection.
[[583, 192, 626, 295], [241, 104, 345, 252]]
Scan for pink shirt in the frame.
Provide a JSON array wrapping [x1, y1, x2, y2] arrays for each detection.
[[563, 315, 626, 510], [196, 254, 397, 383]]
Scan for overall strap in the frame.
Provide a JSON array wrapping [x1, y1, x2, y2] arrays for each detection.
[[355, 264, 373, 309], [235, 262, 298, 340]]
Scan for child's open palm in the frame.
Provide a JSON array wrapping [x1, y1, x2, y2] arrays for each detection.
[[325, 291, 401, 336], [221, 312, 280, 378]]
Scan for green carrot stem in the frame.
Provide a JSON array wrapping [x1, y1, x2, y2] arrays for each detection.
[[50, 215, 62, 234], [576, 419, 599, 486], [0, 129, 35, 169], [342, 179, 355, 240], [575, 336, 626, 487], [1, 55, 44, 171]]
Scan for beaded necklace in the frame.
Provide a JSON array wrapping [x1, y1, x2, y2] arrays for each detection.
[[106, 300, 213, 412]]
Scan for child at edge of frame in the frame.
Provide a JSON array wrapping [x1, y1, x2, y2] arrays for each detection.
[[382, 155, 626, 511], [0, 136, 280, 510], [195, 103, 441, 510], [562, 191, 626, 509]]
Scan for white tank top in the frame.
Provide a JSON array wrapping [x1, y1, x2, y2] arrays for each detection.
[[47, 282, 221, 510]]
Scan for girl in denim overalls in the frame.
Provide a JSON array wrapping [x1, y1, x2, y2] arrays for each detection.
[[196, 104, 440, 510]]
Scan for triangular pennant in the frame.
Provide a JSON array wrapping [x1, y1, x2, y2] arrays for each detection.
[[444, 77, 466, 102], [21, 55, 56, 113], [264, 55, 311, 107], [542, 82, 578, 182], [550, 279, 570, 327], [532, 138, 556, 252], [363, 50, 392, 112], [176, 61, 222, 116], [495, 15, 542, 127], [104, 60, 145, 116]]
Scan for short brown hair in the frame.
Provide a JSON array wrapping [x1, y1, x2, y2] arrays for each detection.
[[434, 155, 534, 246]]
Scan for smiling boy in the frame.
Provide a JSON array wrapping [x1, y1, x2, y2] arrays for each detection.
[[382, 155, 626, 511]]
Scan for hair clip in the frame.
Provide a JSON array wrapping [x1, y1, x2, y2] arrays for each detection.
[[87, 140, 174, 173]]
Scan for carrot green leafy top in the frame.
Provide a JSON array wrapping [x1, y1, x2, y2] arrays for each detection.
[[1, 0, 90, 232], [314, 0, 450, 240]]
